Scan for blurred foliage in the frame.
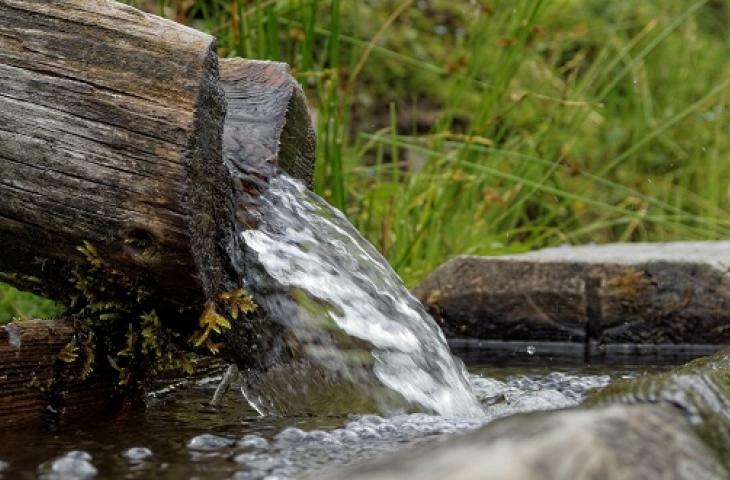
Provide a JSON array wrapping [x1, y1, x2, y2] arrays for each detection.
[[3, 0, 730, 321]]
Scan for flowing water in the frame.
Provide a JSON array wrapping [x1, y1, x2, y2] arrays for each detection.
[[0, 365, 647, 479], [0, 174, 682, 478], [230, 174, 482, 417]]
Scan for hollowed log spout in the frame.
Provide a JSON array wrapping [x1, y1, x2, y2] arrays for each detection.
[[0, 0, 315, 425]]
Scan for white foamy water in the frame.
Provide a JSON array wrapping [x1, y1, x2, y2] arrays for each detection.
[[239, 175, 482, 417]]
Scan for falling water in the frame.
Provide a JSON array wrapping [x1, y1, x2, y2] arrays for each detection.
[[232, 174, 483, 418]]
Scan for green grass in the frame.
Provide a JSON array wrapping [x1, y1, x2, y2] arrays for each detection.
[[3, 0, 729, 322], [0, 285, 63, 325]]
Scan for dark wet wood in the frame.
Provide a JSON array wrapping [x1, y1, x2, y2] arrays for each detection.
[[0, 319, 115, 428], [0, 319, 228, 428], [414, 243, 730, 345]]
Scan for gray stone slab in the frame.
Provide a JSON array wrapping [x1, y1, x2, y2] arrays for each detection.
[[414, 242, 730, 345], [316, 404, 726, 480], [316, 350, 730, 480]]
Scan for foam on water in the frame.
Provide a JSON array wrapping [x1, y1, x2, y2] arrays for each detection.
[[212, 371, 610, 479], [238, 175, 482, 417]]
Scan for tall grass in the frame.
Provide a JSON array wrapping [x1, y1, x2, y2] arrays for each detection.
[[2, 0, 729, 322]]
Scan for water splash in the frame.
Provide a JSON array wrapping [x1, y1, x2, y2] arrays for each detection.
[[236, 175, 482, 417]]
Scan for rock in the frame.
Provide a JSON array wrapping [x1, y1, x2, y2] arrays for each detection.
[[315, 404, 726, 480], [316, 351, 730, 480], [414, 242, 730, 346]]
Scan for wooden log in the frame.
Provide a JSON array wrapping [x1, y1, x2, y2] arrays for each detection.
[[0, 1, 316, 426], [414, 242, 730, 347], [0, 319, 226, 428], [0, 0, 228, 309], [0, 0, 315, 312], [0, 319, 118, 428]]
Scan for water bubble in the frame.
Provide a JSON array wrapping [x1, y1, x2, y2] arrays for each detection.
[[238, 434, 269, 450], [275, 427, 306, 445], [526, 345, 536, 356], [332, 429, 360, 444], [358, 414, 385, 425], [122, 447, 153, 462], [303, 430, 338, 444], [186, 434, 235, 451], [48, 451, 97, 479], [233, 452, 258, 465]]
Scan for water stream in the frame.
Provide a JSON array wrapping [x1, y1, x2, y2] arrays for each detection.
[[231, 174, 482, 417], [0, 175, 680, 478]]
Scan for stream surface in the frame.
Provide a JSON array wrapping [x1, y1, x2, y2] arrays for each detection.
[[0, 365, 660, 480], [0, 175, 672, 478]]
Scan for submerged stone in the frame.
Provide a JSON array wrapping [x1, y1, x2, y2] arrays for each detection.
[[315, 404, 726, 480]]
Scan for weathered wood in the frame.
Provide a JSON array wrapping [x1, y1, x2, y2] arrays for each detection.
[[0, 318, 227, 428], [0, 0, 229, 309], [414, 242, 730, 346], [0, 319, 118, 428], [0, 1, 316, 313], [0, 1, 317, 426], [220, 58, 316, 190]]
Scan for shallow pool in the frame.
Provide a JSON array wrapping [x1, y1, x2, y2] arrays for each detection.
[[0, 364, 665, 480]]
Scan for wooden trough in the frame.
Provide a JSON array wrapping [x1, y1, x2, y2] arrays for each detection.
[[0, 0, 315, 427]]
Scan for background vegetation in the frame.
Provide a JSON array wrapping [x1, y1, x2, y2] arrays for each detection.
[[2, 0, 729, 323]]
